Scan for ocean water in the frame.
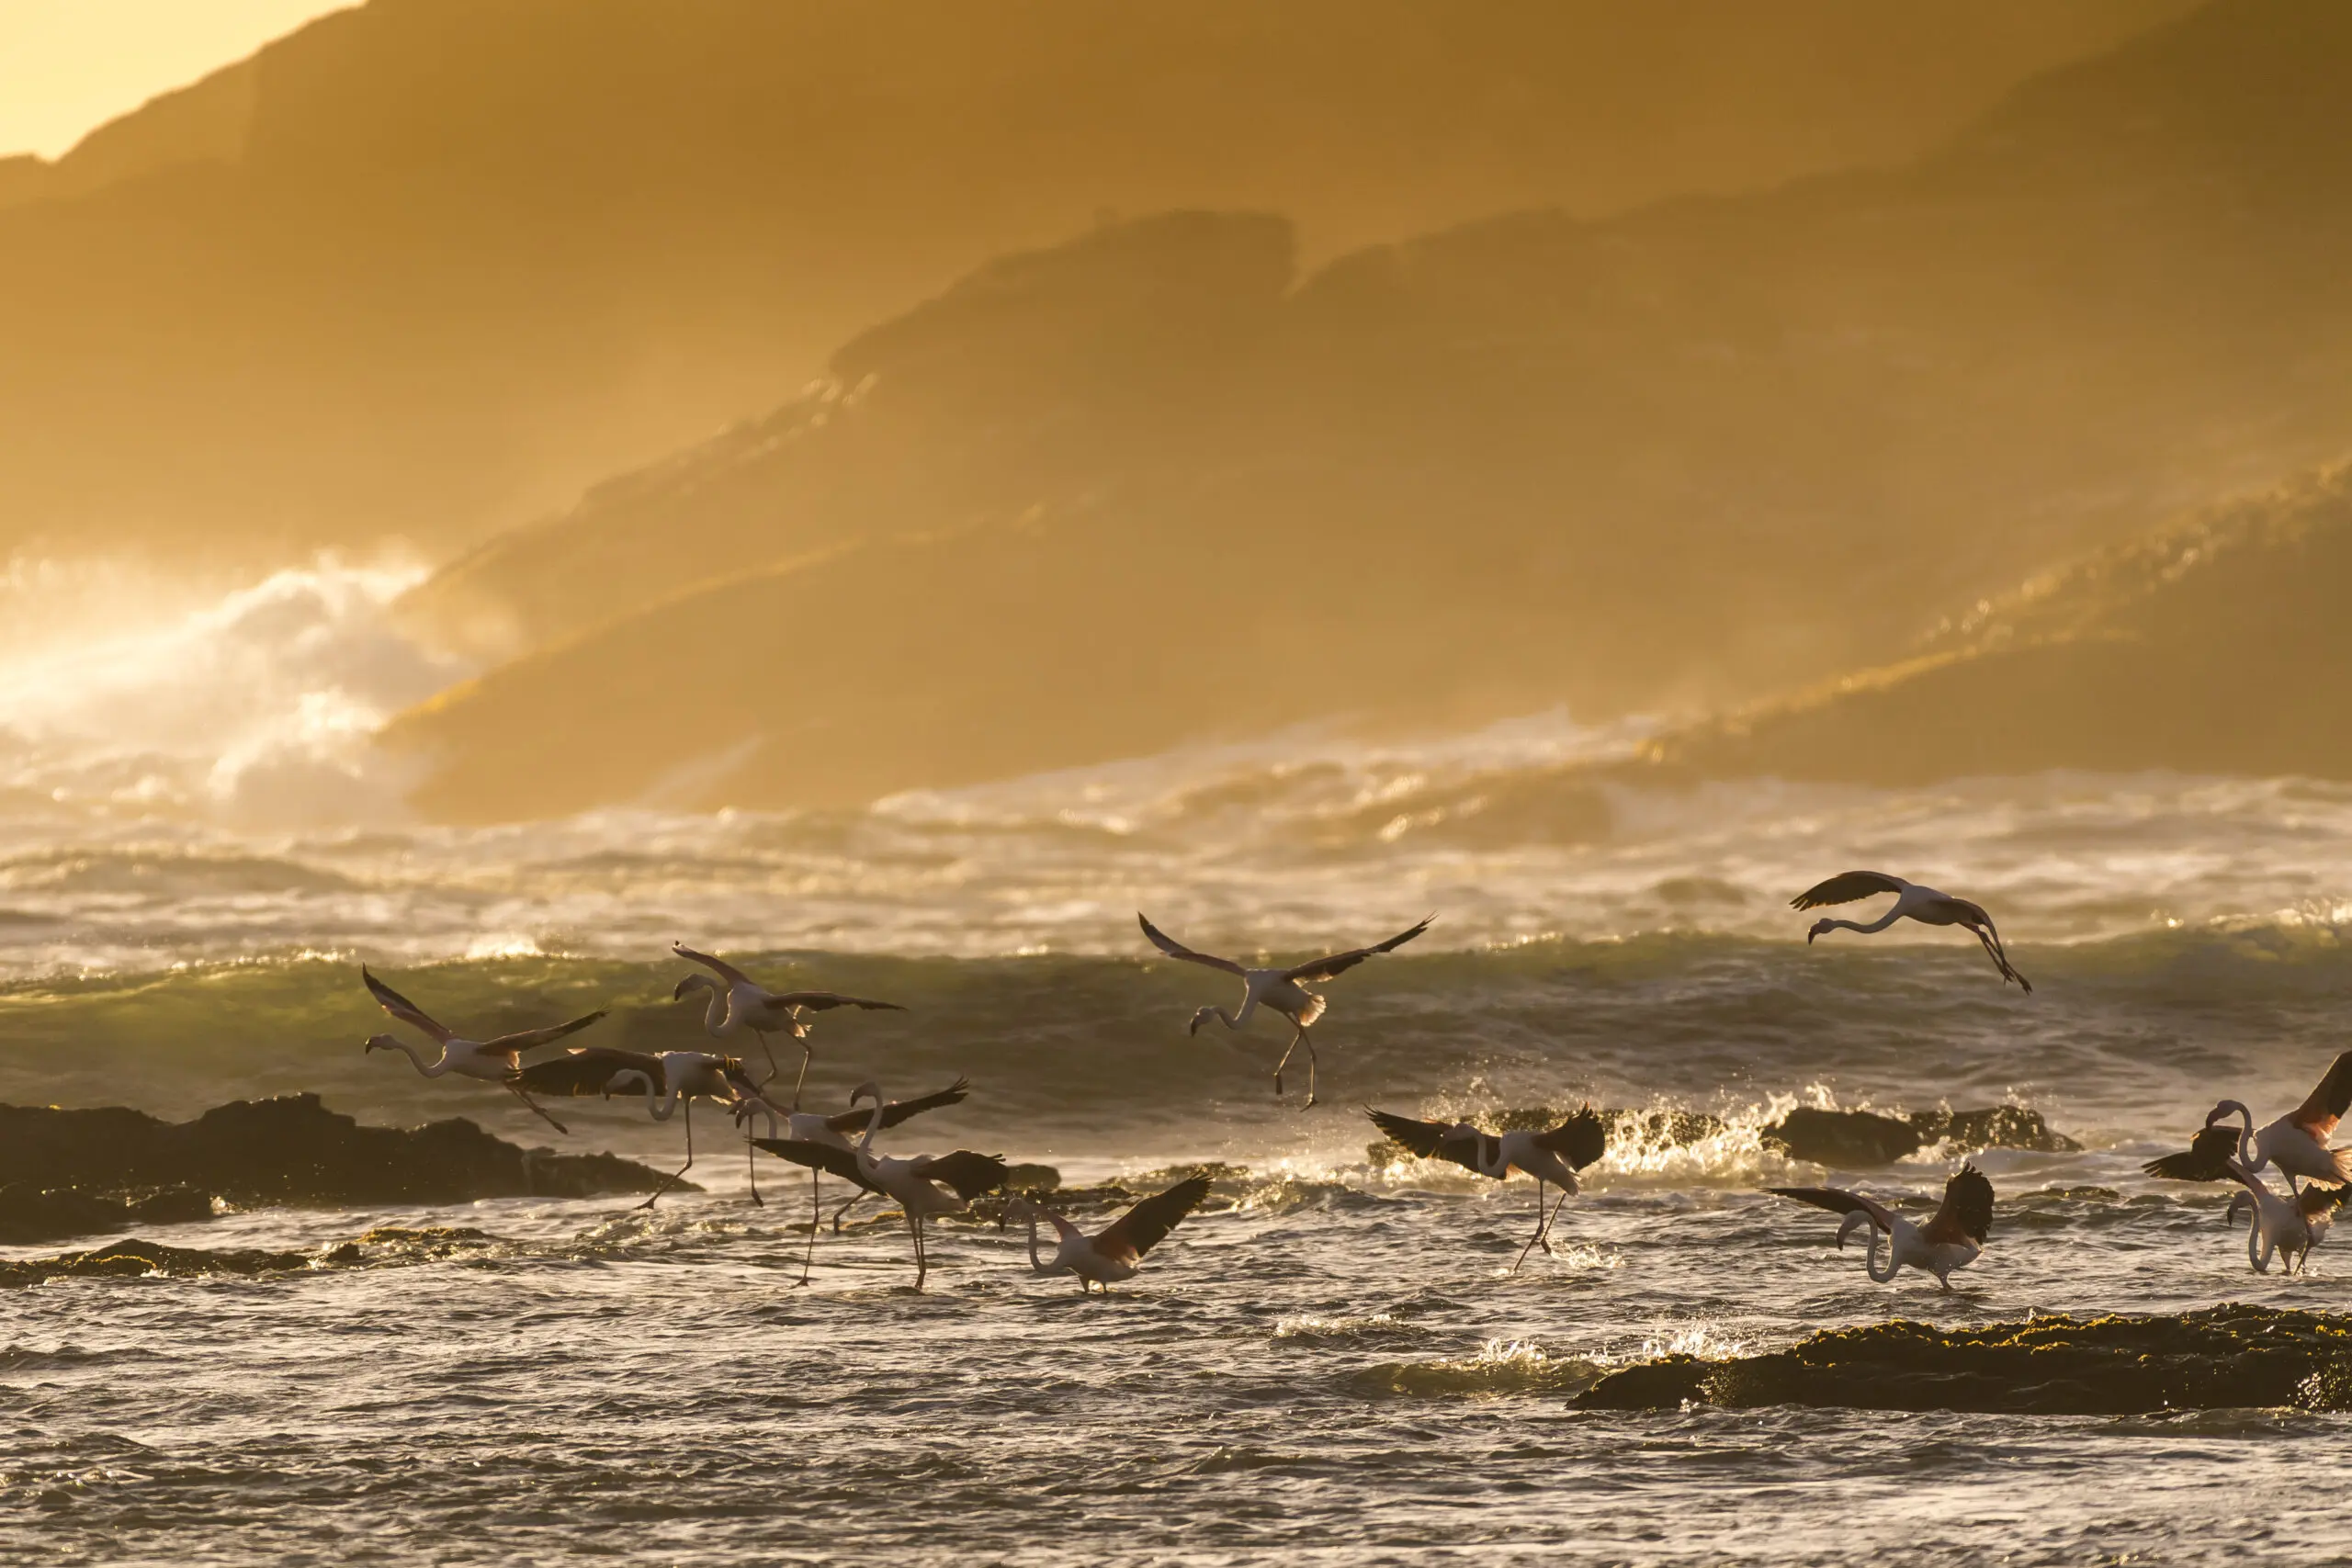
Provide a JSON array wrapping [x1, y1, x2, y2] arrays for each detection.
[[5, 561, 2352, 1563]]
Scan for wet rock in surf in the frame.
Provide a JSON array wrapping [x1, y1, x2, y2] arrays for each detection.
[[1763, 1105, 2079, 1166], [1, 1225, 504, 1288], [0, 1180, 213, 1246], [1576, 1306, 2352, 1415], [0, 1094, 682, 1230]]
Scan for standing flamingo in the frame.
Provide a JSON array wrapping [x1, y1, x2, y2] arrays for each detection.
[[358, 966, 604, 1134], [738, 1078, 971, 1284], [1137, 913, 1430, 1106], [1768, 1166, 1994, 1289], [516, 1046, 763, 1209], [753, 1082, 1006, 1289], [672, 942, 905, 1107], [1367, 1107, 1607, 1271], [1791, 873, 2030, 992], [1007, 1176, 1215, 1293]]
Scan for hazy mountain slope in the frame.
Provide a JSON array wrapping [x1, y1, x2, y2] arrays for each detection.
[[382, 0, 2352, 819], [0, 0, 2190, 562]]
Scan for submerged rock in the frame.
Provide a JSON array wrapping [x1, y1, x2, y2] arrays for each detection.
[[0, 1094, 683, 1240], [1576, 1306, 2352, 1415], [1369, 1103, 2077, 1170]]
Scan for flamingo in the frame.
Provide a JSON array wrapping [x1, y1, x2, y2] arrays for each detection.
[[1790, 872, 2030, 992], [672, 941, 905, 1107], [1137, 913, 1431, 1106], [1366, 1107, 1607, 1272], [754, 1082, 1007, 1289], [1006, 1176, 1214, 1294], [515, 1046, 763, 1209], [1768, 1166, 1994, 1289], [358, 966, 605, 1134], [737, 1078, 971, 1284], [2199, 1051, 2352, 1194], [2145, 1122, 2348, 1273]]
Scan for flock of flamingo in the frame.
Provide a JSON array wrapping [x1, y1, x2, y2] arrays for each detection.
[[356, 871, 2352, 1290]]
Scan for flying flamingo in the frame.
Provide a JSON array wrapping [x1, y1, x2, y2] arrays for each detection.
[[1768, 1166, 1994, 1289], [515, 1046, 764, 1209], [1137, 913, 1431, 1106], [671, 942, 905, 1108], [754, 1082, 1007, 1289], [1366, 1107, 1607, 1271], [358, 965, 605, 1134], [1790, 873, 2030, 992], [737, 1077, 972, 1284], [2199, 1051, 2352, 1194], [1006, 1176, 1214, 1294]]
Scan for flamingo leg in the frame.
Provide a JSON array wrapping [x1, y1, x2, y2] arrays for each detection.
[[508, 1083, 569, 1136], [744, 1123, 763, 1207], [1272, 1026, 1309, 1100], [1511, 1179, 1550, 1273], [830, 1190, 867, 1233], [638, 1100, 695, 1210], [752, 1027, 780, 1082], [790, 1039, 814, 1112], [910, 1213, 927, 1292], [798, 1169, 821, 1288]]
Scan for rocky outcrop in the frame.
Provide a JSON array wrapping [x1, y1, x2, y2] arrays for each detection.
[[0, 1095, 683, 1244]]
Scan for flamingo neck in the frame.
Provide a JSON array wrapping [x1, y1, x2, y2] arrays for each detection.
[[384, 1039, 453, 1077], [2214, 1102, 2257, 1166]]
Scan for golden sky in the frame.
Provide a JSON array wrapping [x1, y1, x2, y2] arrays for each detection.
[[0, 0, 346, 159]]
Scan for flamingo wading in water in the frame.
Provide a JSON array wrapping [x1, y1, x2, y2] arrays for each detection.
[[739, 1077, 972, 1284], [516, 1046, 764, 1209], [1769, 1166, 1994, 1289], [755, 1081, 1008, 1290], [1791, 872, 2030, 993], [1137, 913, 1431, 1106], [1367, 1107, 1607, 1271], [672, 942, 905, 1108], [2144, 1122, 2347, 1273], [359, 966, 605, 1134], [1007, 1176, 1216, 1294]]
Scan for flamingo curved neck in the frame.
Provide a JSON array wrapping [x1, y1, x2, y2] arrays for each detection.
[[1829, 909, 1905, 936], [383, 1039, 453, 1077], [2214, 1101, 2258, 1167]]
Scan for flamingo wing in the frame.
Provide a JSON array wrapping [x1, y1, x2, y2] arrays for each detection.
[[910, 1150, 1011, 1201], [672, 942, 755, 988], [1366, 1109, 1487, 1173], [2290, 1050, 2352, 1140], [362, 966, 457, 1044], [772, 991, 906, 1014], [1534, 1108, 1609, 1171], [1767, 1185, 1897, 1232], [481, 1010, 609, 1055], [1284, 916, 1432, 983], [514, 1046, 665, 1097], [1136, 914, 1247, 976], [2142, 1123, 2241, 1181], [1789, 871, 1905, 911], [1092, 1175, 1214, 1267], [1922, 1164, 1994, 1247], [826, 1077, 971, 1135], [752, 1137, 876, 1189]]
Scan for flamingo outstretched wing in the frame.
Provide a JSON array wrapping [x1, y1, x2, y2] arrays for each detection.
[[1768, 1185, 1899, 1234], [1366, 1109, 1488, 1173], [910, 1150, 1011, 1201], [482, 1010, 608, 1055], [515, 1046, 667, 1097], [773, 991, 906, 1015], [1534, 1109, 1609, 1171], [2142, 1123, 2241, 1181], [362, 966, 457, 1044], [1136, 914, 1247, 976], [753, 1137, 876, 1189], [2290, 1051, 2352, 1140], [823, 1077, 971, 1136], [1285, 917, 1432, 983], [1093, 1175, 1214, 1266], [1789, 872, 1905, 911]]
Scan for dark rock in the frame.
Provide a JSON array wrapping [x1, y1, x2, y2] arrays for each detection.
[[0, 1237, 315, 1287], [1575, 1306, 2352, 1416], [1912, 1105, 2081, 1154], [1763, 1106, 1924, 1166], [0, 1095, 682, 1237]]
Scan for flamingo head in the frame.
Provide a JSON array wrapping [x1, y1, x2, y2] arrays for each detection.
[[850, 1079, 882, 1107], [1806, 919, 1834, 943], [2204, 1100, 2249, 1129], [362, 1032, 399, 1054], [672, 973, 715, 1001]]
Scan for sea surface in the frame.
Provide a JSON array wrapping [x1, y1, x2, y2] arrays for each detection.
[[5, 561, 2352, 1563]]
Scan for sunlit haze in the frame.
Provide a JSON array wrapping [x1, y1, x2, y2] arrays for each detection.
[[0, 0, 345, 158]]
